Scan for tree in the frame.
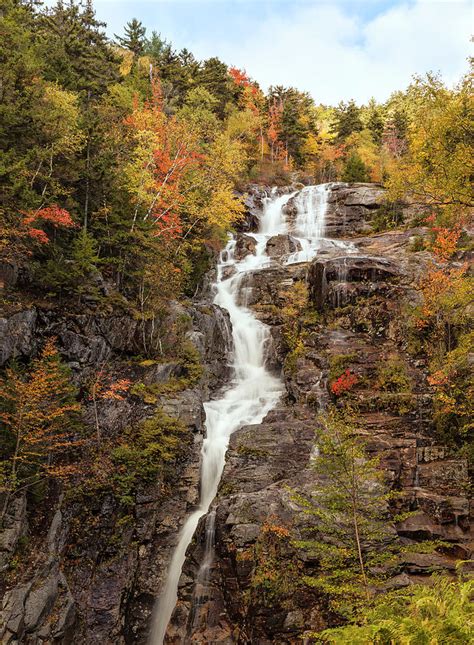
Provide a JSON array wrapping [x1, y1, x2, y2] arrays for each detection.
[[115, 18, 146, 58], [122, 79, 202, 237], [197, 57, 235, 117], [0, 339, 81, 525], [365, 99, 385, 145], [342, 153, 369, 182], [387, 71, 473, 216], [331, 100, 363, 142], [294, 406, 396, 619], [38, 1, 120, 98]]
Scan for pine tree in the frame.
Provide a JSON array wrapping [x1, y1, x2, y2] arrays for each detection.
[[366, 99, 385, 145], [294, 406, 396, 619], [39, 0, 120, 98], [115, 18, 146, 58], [198, 57, 234, 117], [331, 100, 364, 142], [342, 152, 369, 182]]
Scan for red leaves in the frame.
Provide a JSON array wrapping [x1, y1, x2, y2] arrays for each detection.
[[125, 79, 202, 240], [330, 369, 358, 396], [22, 205, 76, 244], [229, 66, 252, 87]]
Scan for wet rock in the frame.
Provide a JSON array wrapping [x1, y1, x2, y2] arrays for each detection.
[[308, 254, 401, 310], [265, 234, 301, 258], [189, 303, 233, 389], [234, 233, 257, 260]]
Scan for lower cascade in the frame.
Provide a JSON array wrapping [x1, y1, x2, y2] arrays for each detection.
[[150, 183, 347, 643]]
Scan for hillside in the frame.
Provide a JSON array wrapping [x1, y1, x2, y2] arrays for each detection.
[[0, 2, 472, 644]]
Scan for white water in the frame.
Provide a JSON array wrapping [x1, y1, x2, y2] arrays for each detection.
[[149, 191, 291, 644], [149, 185, 357, 643], [286, 184, 355, 264]]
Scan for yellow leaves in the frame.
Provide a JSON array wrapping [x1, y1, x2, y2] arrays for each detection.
[[31, 81, 84, 157], [387, 71, 473, 214], [225, 108, 261, 143], [206, 184, 245, 229]]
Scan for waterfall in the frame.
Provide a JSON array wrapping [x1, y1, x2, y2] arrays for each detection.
[[149, 191, 293, 644], [286, 183, 355, 264]]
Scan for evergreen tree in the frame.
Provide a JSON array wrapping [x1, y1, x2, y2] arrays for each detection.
[[332, 99, 364, 142], [294, 406, 396, 619], [342, 152, 369, 182], [38, 0, 120, 98], [197, 57, 235, 117], [366, 98, 385, 145], [115, 18, 146, 58]]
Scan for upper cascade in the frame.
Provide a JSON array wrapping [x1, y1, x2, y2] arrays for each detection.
[[240, 183, 356, 268]]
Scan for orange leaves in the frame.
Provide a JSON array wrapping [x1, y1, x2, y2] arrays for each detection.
[[89, 370, 131, 402], [21, 205, 76, 244], [330, 369, 358, 396], [102, 378, 131, 401], [427, 369, 450, 387], [124, 79, 202, 240], [229, 66, 252, 88], [431, 225, 461, 263], [0, 338, 81, 508], [416, 263, 467, 328], [262, 521, 291, 539]]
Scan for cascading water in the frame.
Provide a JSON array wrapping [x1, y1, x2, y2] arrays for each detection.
[[149, 191, 292, 644], [286, 183, 355, 265], [149, 184, 357, 643]]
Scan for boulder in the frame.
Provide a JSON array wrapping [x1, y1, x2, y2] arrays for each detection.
[[265, 234, 301, 258], [233, 233, 257, 260], [0, 309, 37, 365]]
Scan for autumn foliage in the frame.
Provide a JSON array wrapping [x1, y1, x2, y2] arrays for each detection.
[[123, 80, 202, 239], [0, 339, 81, 523], [20, 205, 76, 244], [330, 369, 358, 396]]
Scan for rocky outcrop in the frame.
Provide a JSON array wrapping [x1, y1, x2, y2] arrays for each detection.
[[324, 182, 386, 237], [308, 254, 402, 310], [0, 294, 233, 643], [265, 234, 301, 258], [0, 309, 37, 364], [0, 495, 27, 572], [165, 183, 472, 643]]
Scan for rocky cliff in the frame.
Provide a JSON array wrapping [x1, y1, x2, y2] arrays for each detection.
[[1, 183, 471, 644], [163, 184, 472, 643], [0, 297, 232, 643]]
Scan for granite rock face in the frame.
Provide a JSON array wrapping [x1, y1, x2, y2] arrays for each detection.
[[1, 183, 471, 644], [0, 296, 233, 643], [164, 184, 472, 643]]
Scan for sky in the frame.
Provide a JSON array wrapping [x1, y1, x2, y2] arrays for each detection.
[[55, 0, 473, 104]]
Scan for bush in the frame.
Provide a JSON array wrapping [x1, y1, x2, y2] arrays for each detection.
[[318, 575, 474, 644]]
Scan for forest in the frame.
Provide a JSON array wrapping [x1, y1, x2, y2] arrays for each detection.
[[0, 1, 473, 643]]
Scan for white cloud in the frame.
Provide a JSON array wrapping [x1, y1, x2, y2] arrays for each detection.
[[187, 0, 472, 103]]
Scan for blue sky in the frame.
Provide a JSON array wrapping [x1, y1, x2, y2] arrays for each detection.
[[60, 0, 474, 103]]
